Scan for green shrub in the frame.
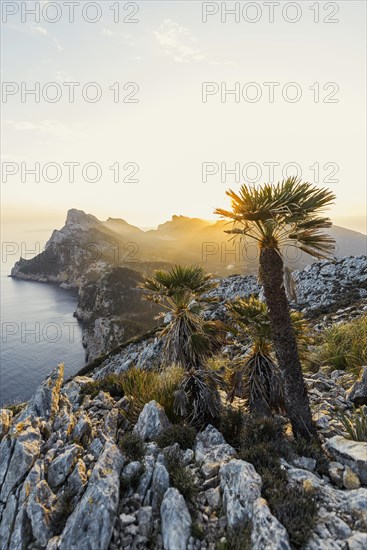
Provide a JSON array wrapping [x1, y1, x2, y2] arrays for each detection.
[[191, 522, 205, 540], [118, 366, 184, 424], [219, 406, 246, 449], [239, 419, 317, 549], [267, 485, 317, 548], [292, 437, 329, 475], [241, 415, 285, 448], [240, 442, 283, 474], [80, 374, 124, 400], [157, 424, 196, 450], [335, 406, 367, 442], [310, 315, 367, 373], [119, 433, 145, 461], [164, 447, 197, 501], [217, 522, 252, 550]]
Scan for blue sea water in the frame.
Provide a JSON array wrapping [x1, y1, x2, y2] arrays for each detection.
[[0, 221, 85, 406], [0, 273, 85, 406]]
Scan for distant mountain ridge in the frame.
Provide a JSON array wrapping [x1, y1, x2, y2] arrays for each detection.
[[11, 209, 367, 284]]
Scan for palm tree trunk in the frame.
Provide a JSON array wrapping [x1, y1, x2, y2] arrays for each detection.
[[259, 247, 317, 439]]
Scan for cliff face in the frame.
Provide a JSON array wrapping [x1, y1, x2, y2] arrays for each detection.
[[74, 266, 160, 362], [9, 207, 367, 365]]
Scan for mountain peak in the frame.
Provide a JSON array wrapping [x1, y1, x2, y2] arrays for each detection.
[[65, 209, 100, 228]]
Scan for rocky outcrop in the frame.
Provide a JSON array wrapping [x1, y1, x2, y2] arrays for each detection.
[[74, 266, 159, 362], [17, 363, 64, 424], [133, 401, 171, 442], [195, 425, 236, 465], [326, 436, 367, 485], [59, 442, 124, 550], [347, 366, 367, 406], [161, 488, 192, 550], [220, 460, 291, 549]]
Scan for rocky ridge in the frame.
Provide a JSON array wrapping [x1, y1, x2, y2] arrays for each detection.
[[1, 361, 367, 550], [94, 255, 367, 380]]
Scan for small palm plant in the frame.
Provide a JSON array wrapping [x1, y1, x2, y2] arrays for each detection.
[[216, 177, 335, 439], [227, 296, 311, 416], [140, 265, 227, 425]]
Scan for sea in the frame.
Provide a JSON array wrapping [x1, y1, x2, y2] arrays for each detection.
[[0, 222, 85, 406]]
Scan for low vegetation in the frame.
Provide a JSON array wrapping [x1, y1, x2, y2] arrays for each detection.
[[157, 424, 196, 450], [119, 432, 145, 461], [238, 417, 318, 548], [80, 374, 125, 400], [310, 314, 367, 373], [335, 406, 367, 442], [119, 366, 184, 424], [164, 447, 197, 501]]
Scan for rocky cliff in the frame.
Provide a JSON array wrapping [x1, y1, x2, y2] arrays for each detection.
[[2, 252, 367, 549], [1, 361, 367, 550], [92, 255, 367, 380], [10, 208, 367, 364]]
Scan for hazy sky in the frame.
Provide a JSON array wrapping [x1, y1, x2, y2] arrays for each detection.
[[1, 0, 366, 233]]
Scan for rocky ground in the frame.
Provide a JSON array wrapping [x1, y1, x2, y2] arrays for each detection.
[[92, 256, 367, 380], [1, 361, 367, 550], [3, 254, 367, 549]]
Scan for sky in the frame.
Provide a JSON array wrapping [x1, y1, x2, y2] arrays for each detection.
[[1, 0, 366, 234]]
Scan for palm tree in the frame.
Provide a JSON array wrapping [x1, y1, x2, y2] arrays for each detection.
[[227, 296, 311, 416], [140, 265, 227, 425], [215, 177, 335, 439]]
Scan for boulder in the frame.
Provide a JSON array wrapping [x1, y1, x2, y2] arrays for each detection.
[[17, 364, 64, 423], [0, 409, 13, 440], [137, 506, 153, 538], [0, 420, 42, 502], [133, 401, 170, 441], [195, 425, 236, 465], [151, 461, 170, 511], [47, 444, 82, 488], [160, 488, 192, 550], [26, 480, 58, 547], [326, 436, 367, 485], [347, 367, 367, 406], [59, 441, 125, 550], [220, 459, 291, 549]]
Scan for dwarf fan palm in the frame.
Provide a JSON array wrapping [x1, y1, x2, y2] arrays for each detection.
[[140, 265, 227, 425], [227, 296, 311, 416], [216, 177, 335, 439]]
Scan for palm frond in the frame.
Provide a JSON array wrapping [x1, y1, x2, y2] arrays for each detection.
[[215, 178, 336, 259]]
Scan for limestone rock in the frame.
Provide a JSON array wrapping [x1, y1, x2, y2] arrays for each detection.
[[347, 532, 367, 549], [160, 487, 192, 550], [220, 460, 290, 549], [133, 401, 170, 441], [17, 364, 64, 423], [71, 415, 93, 446], [151, 462, 170, 511], [62, 376, 94, 408], [293, 456, 316, 471], [59, 441, 124, 550], [195, 425, 236, 465], [251, 497, 291, 550], [328, 462, 344, 488], [343, 466, 361, 490], [326, 436, 367, 485], [0, 409, 13, 441], [347, 366, 367, 406], [0, 420, 42, 502], [47, 444, 82, 488], [137, 506, 153, 538], [26, 480, 58, 547]]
